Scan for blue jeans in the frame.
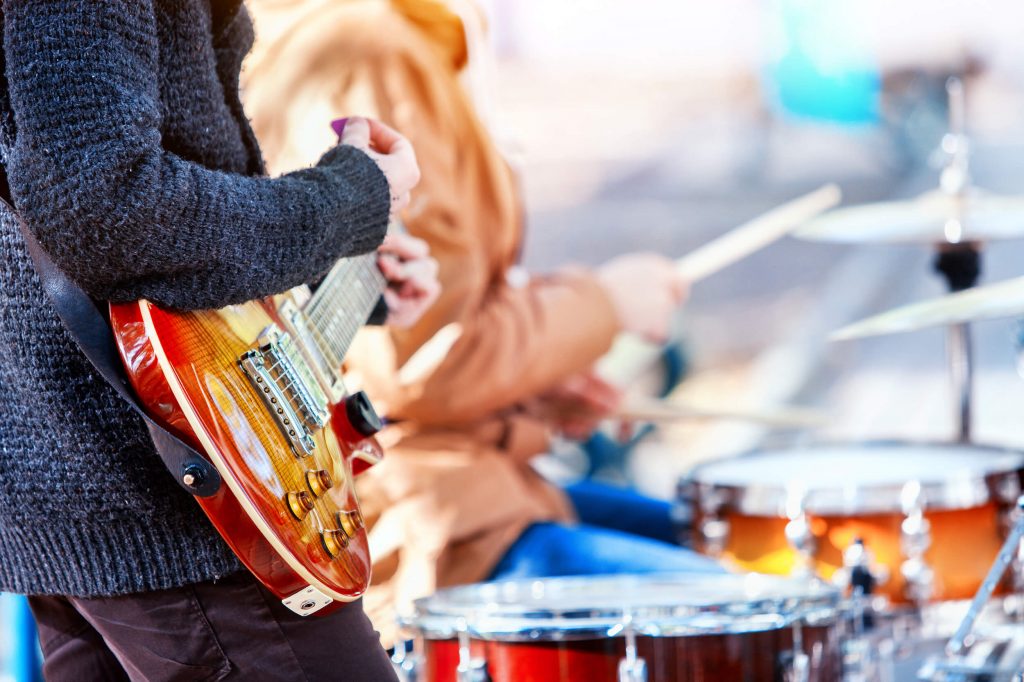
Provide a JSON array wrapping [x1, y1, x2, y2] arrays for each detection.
[[489, 480, 722, 579]]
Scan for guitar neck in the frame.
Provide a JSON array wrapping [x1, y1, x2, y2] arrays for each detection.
[[304, 253, 386, 363]]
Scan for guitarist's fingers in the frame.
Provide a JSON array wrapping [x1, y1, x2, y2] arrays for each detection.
[[379, 233, 430, 260], [366, 119, 405, 153], [377, 254, 404, 282], [340, 116, 371, 148]]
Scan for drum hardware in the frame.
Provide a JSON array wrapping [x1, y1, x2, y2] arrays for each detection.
[[807, 79, 1024, 442], [946, 496, 1024, 658], [391, 640, 421, 682], [837, 544, 897, 682], [901, 482, 937, 604], [455, 618, 490, 682], [833, 538, 888, 632], [786, 491, 819, 580], [696, 484, 730, 557], [614, 612, 648, 682], [916, 496, 1024, 680], [935, 77, 977, 444], [779, 620, 812, 682], [934, 244, 979, 443]]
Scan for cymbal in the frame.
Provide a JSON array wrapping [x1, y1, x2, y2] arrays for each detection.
[[832, 276, 1024, 340], [616, 398, 828, 429], [795, 190, 1024, 245]]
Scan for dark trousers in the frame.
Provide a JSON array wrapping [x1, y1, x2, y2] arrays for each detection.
[[28, 570, 398, 681]]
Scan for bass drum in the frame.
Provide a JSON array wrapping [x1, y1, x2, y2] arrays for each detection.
[[681, 442, 1024, 604], [401, 573, 842, 682]]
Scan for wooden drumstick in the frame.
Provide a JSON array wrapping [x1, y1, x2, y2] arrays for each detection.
[[674, 183, 842, 283], [615, 398, 828, 429]]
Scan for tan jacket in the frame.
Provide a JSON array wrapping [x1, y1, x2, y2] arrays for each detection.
[[244, 0, 620, 644]]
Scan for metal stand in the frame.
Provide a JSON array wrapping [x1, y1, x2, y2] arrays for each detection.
[[933, 246, 980, 443], [933, 77, 979, 443], [947, 497, 1024, 657]]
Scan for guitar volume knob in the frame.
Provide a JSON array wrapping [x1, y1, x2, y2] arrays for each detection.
[[320, 529, 349, 558], [286, 491, 315, 520], [305, 469, 333, 498]]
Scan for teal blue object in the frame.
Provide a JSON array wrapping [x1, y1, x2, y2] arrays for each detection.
[[766, 0, 880, 125], [1, 594, 42, 682]]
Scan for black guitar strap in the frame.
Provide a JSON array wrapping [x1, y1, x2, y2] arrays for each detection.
[[0, 175, 222, 498]]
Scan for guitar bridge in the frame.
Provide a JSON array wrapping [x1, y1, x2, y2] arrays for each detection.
[[239, 325, 330, 457]]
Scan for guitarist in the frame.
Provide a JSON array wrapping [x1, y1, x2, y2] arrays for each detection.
[[245, 0, 722, 648], [0, 1, 438, 680]]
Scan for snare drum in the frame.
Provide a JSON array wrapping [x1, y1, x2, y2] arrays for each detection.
[[681, 443, 1024, 604], [400, 573, 842, 682]]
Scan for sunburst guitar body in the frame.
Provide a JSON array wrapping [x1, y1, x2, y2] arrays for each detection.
[[109, 254, 387, 615]]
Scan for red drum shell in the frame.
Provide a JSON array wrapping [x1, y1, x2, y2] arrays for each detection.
[[405, 573, 842, 682], [421, 625, 841, 682]]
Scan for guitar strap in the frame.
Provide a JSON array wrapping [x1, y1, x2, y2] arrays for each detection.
[[0, 173, 222, 498]]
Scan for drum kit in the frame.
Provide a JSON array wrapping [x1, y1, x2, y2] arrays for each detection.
[[394, 79, 1024, 681]]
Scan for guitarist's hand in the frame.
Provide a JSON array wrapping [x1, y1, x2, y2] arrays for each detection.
[[340, 117, 420, 218], [377, 234, 440, 329]]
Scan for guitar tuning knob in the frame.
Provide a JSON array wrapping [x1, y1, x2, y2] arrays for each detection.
[[306, 469, 333, 498], [286, 491, 315, 520], [320, 529, 350, 558]]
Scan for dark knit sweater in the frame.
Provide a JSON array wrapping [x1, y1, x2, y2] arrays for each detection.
[[0, 0, 390, 596]]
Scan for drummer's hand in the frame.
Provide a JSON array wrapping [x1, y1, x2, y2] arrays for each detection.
[[535, 370, 624, 441], [377, 234, 441, 329], [340, 117, 420, 218], [595, 253, 688, 343]]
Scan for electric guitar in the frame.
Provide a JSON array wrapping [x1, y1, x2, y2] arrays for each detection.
[[109, 253, 387, 616]]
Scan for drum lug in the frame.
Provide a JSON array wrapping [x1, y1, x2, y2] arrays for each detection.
[[618, 657, 648, 682], [391, 640, 421, 682], [617, 613, 648, 682], [779, 621, 810, 682], [455, 618, 491, 682], [697, 487, 730, 557], [784, 493, 817, 578], [899, 481, 935, 603]]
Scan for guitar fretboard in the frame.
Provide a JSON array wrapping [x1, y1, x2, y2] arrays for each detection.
[[304, 254, 386, 365]]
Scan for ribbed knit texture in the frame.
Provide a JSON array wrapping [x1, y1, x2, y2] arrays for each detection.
[[0, 0, 391, 596]]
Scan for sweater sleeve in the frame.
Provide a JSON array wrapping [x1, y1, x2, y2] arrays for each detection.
[[2, 0, 390, 310]]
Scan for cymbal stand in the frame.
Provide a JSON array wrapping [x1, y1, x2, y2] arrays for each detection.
[[933, 77, 977, 443], [943, 497, 1024, 663]]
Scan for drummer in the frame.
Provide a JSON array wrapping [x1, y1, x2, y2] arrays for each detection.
[[243, 0, 722, 646]]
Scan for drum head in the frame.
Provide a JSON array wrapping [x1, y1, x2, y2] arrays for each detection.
[[403, 573, 839, 641], [687, 442, 1024, 515]]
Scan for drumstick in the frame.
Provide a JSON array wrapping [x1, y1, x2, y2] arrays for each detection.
[[674, 183, 842, 283], [616, 398, 828, 429]]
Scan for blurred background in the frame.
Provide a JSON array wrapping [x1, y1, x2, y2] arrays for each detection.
[[6, 0, 1024, 677], [470, 0, 1024, 498]]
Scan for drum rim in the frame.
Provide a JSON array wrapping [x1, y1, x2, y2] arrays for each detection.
[[681, 440, 1024, 516], [401, 573, 841, 641]]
